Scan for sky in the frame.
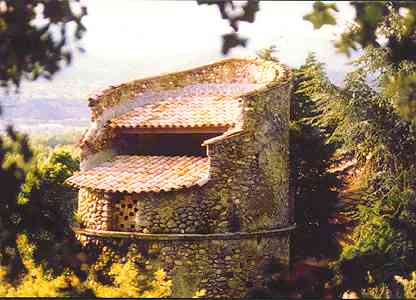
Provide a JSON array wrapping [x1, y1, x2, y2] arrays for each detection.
[[78, 0, 356, 75], [2, 1, 358, 132], [81, 1, 354, 60], [17, 1, 358, 99]]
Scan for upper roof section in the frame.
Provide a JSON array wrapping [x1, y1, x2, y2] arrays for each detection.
[[109, 84, 254, 131], [87, 58, 290, 123], [109, 94, 238, 130]]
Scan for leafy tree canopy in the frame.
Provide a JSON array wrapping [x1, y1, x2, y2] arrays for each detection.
[[303, 1, 416, 121], [298, 39, 416, 295], [0, 0, 86, 89], [197, 0, 259, 55]]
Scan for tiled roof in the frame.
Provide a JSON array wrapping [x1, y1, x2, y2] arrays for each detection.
[[66, 155, 210, 193], [107, 83, 265, 131], [109, 94, 243, 129]]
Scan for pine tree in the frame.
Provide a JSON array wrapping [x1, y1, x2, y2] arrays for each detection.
[[298, 45, 416, 295]]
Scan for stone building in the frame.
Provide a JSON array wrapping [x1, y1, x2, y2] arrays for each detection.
[[66, 57, 294, 297]]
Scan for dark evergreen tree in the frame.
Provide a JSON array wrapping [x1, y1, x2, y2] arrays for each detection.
[[290, 53, 340, 260]]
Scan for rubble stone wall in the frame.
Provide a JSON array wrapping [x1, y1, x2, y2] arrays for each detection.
[[76, 230, 291, 298], [204, 72, 291, 232], [78, 189, 112, 231], [113, 188, 209, 234]]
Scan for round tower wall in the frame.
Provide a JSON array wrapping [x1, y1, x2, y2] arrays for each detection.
[[77, 230, 290, 298]]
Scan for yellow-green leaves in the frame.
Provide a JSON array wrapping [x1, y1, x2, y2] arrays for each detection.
[[303, 1, 338, 29], [384, 73, 416, 122]]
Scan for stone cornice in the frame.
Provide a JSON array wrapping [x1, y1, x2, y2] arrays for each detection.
[[75, 224, 296, 241]]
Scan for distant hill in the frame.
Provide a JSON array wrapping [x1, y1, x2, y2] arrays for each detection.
[[0, 97, 89, 134], [2, 98, 89, 121]]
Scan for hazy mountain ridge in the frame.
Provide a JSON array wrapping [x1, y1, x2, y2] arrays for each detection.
[[0, 97, 90, 134]]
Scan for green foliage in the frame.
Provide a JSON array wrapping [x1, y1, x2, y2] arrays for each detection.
[[87, 261, 171, 298], [303, 2, 391, 57], [0, 0, 87, 89], [298, 52, 416, 166], [384, 72, 416, 122], [299, 36, 416, 295], [303, 1, 338, 29], [0, 126, 33, 281], [334, 169, 416, 291], [29, 130, 83, 150], [396, 272, 416, 299], [294, 53, 342, 142], [304, 1, 416, 121], [197, 0, 259, 54], [257, 45, 279, 62], [0, 235, 172, 298], [0, 129, 84, 282], [79, 243, 173, 298], [0, 235, 83, 297], [15, 147, 81, 274], [290, 54, 340, 259]]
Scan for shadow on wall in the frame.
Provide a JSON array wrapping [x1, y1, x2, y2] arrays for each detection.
[[113, 133, 220, 156]]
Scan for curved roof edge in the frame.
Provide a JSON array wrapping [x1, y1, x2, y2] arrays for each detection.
[[66, 155, 210, 194], [87, 57, 291, 121]]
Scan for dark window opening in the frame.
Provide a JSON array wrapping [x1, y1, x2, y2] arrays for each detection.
[[114, 133, 220, 156]]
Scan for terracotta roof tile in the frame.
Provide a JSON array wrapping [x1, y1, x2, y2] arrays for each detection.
[[109, 94, 243, 129], [66, 155, 210, 193], [108, 83, 264, 130]]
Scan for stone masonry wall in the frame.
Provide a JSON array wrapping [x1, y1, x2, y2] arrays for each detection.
[[78, 188, 112, 231], [243, 79, 292, 227], [113, 188, 212, 234], [76, 231, 290, 298], [204, 75, 292, 232]]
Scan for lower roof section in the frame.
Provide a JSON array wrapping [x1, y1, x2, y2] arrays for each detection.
[[66, 155, 210, 194]]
